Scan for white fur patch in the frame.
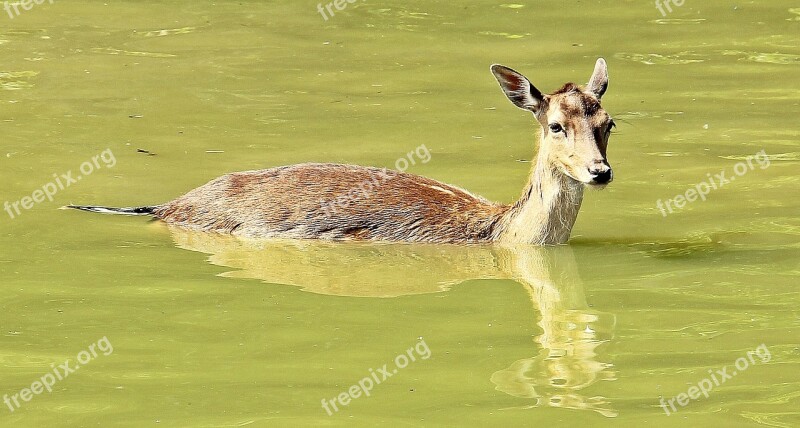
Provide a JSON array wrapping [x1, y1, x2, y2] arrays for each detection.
[[426, 185, 456, 196]]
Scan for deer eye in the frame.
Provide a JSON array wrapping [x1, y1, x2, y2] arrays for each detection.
[[549, 123, 564, 134]]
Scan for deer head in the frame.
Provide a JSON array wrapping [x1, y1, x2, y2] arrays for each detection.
[[491, 58, 615, 187]]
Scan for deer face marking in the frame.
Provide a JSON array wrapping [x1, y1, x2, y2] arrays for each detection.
[[544, 86, 614, 186], [491, 58, 615, 187]]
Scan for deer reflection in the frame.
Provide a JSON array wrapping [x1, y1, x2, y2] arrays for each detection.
[[490, 244, 617, 417], [163, 225, 616, 416]]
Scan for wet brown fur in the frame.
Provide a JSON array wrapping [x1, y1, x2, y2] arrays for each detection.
[[153, 163, 508, 243]]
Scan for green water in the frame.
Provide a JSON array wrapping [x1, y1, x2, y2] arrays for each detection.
[[2, 1, 799, 427]]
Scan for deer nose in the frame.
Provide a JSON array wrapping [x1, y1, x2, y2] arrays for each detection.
[[589, 166, 613, 185]]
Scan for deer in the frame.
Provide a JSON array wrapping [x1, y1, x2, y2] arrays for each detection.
[[67, 58, 615, 245]]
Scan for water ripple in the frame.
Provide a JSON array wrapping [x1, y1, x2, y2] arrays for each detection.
[[0, 70, 39, 90], [136, 26, 197, 37], [650, 18, 706, 25], [614, 52, 705, 65], [721, 50, 800, 65], [90, 47, 176, 58]]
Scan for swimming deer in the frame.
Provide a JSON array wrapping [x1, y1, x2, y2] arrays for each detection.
[[67, 58, 615, 245]]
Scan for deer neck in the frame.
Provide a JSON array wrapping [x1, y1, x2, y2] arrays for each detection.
[[497, 140, 585, 245]]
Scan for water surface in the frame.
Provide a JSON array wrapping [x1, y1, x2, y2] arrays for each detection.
[[1, 1, 798, 427]]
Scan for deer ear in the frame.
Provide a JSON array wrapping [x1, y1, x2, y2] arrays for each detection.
[[491, 64, 545, 114], [587, 58, 609, 99]]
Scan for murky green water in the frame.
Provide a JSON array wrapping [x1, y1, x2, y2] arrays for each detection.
[[2, 1, 798, 427]]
